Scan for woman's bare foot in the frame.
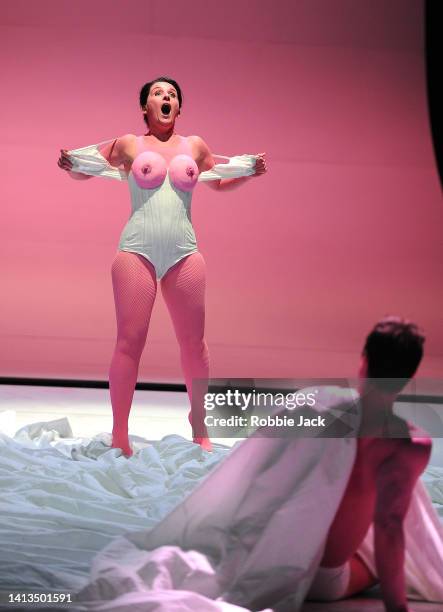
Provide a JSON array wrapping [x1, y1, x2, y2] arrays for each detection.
[[193, 436, 213, 452], [111, 434, 133, 457], [188, 411, 212, 451]]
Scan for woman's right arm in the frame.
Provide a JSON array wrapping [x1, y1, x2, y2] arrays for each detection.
[[58, 148, 92, 180], [57, 135, 132, 180]]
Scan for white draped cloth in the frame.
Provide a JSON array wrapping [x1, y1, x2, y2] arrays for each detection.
[[75, 387, 443, 611]]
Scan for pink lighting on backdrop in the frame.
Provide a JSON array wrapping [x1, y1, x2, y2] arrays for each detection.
[[1, 0, 441, 385]]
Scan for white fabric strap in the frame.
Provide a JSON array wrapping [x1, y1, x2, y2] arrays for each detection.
[[198, 154, 257, 182], [67, 139, 127, 181]]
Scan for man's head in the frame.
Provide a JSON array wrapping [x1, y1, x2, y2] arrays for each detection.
[[359, 316, 425, 394]]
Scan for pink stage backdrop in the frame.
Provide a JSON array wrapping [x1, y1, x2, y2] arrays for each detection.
[[1, 0, 442, 388]]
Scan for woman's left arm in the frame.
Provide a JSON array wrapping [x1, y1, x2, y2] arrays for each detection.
[[191, 136, 267, 192]]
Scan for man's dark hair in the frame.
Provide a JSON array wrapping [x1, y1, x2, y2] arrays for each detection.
[[139, 77, 183, 127], [363, 316, 425, 393]]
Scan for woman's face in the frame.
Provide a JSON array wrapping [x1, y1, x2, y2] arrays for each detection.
[[145, 81, 180, 126]]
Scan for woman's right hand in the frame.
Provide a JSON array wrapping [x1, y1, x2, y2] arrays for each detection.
[[57, 149, 73, 172]]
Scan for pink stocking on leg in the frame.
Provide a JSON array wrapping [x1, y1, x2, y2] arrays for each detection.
[[108, 252, 157, 456], [161, 252, 212, 451]]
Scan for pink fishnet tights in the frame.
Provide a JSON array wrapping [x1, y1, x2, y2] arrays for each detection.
[[109, 251, 211, 456]]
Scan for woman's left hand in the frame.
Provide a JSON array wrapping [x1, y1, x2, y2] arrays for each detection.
[[254, 153, 267, 176]]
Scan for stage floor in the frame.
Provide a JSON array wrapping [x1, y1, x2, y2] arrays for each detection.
[[1, 383, 442, 464]]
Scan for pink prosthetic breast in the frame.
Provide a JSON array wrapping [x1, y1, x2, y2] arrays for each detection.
[[168, 155, 199, 192], [131, 151, 167, 189]]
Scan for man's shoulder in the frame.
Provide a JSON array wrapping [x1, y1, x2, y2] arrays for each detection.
[[375, 426, 432, 476]]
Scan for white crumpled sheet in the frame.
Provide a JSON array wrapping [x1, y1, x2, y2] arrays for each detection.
[[1, 402, 442, 612], [0, 411, 235, 610]]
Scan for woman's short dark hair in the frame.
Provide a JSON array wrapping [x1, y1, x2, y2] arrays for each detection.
[[139, 77, 183, 127], [363, 316, 425, 393]]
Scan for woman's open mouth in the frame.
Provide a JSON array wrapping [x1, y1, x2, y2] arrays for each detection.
[[161, 103, 171, 116]]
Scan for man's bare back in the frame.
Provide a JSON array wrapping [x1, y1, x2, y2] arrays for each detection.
[[319, 417, 432, 605], [322, 420, 432, 566]]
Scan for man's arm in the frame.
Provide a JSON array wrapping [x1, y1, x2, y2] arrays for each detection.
[[373, 438, 432, 612]]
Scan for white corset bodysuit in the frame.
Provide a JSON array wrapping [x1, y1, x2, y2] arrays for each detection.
[[67, 135, 258, 279]]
